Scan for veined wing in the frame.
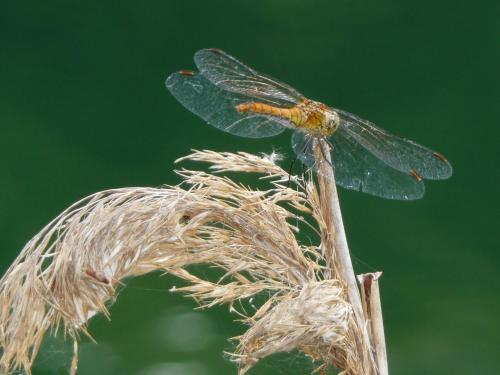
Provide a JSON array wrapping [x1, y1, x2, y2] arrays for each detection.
[[335, 109, 453, 180], [166, 70, 289, 138], [291, 130, 425, 200], [194, 48, 305, 107]]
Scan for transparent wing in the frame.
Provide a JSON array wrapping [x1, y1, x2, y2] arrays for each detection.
[[194, 48, 305, 107], [291, 130, 425, 200], [335, 109, 453, 180], [166, 71, 289, 138]]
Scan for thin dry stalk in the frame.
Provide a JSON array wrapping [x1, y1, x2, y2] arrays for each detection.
[[0, 149, 378, 375], [313, 139, 377, 374], [358, 273, 388, 375]]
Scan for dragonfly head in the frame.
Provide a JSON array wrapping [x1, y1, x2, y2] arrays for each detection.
[[323, 109, 340, 137]]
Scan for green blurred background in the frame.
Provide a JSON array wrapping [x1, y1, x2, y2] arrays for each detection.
[[1, 1, 499, 374]]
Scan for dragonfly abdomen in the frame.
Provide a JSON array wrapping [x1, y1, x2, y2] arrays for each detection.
[[236, 102, 303, 125]]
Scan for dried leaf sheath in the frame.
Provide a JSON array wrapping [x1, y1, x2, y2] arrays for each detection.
[[0, 150, 366, 375]]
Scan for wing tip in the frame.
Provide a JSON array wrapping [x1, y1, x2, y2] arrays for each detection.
[[164, 74, 174, 89], [194, 48, 224, 60], [441, 165, 453, 180], [432, 151, 448, 162], [421, 160, 454, 180], [207, 47, 223, 54], [431, 151, 453, 179], [165, 70, 198, 89]]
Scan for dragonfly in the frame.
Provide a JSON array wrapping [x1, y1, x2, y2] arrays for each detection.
[[165, 48, 452, 200]]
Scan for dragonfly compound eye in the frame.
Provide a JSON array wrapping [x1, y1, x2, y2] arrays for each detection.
[[324, 110, 340, 135]]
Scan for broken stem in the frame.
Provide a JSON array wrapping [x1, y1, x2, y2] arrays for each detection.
[[358, 272, 389, 375]]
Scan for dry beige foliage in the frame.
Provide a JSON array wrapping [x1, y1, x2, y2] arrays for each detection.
[[0, 150, 375, 375]]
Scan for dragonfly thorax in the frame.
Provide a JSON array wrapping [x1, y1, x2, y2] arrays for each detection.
[[296, 100, 339, 137]]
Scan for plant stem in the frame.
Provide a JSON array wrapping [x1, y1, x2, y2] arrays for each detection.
[[358, 272, 389, 375], [313, 138, 377, 374]]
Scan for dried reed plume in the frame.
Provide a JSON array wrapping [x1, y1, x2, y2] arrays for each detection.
[[0, 149, 382, 375]]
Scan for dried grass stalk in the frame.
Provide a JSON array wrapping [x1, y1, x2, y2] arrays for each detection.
[[358, 273, 388, 375], [0, 149, 377, 375], [312, 139, 377, 374]]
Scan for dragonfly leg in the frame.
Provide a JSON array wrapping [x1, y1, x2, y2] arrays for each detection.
[[301, 135, 316, 179], [287, 154, 299, 186], [324, 137, 333, 150], [288, 134, 314, 186], [318, 137, 333, 169]]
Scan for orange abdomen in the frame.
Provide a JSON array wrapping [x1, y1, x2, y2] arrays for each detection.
[[236, 102, 303, 126]]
